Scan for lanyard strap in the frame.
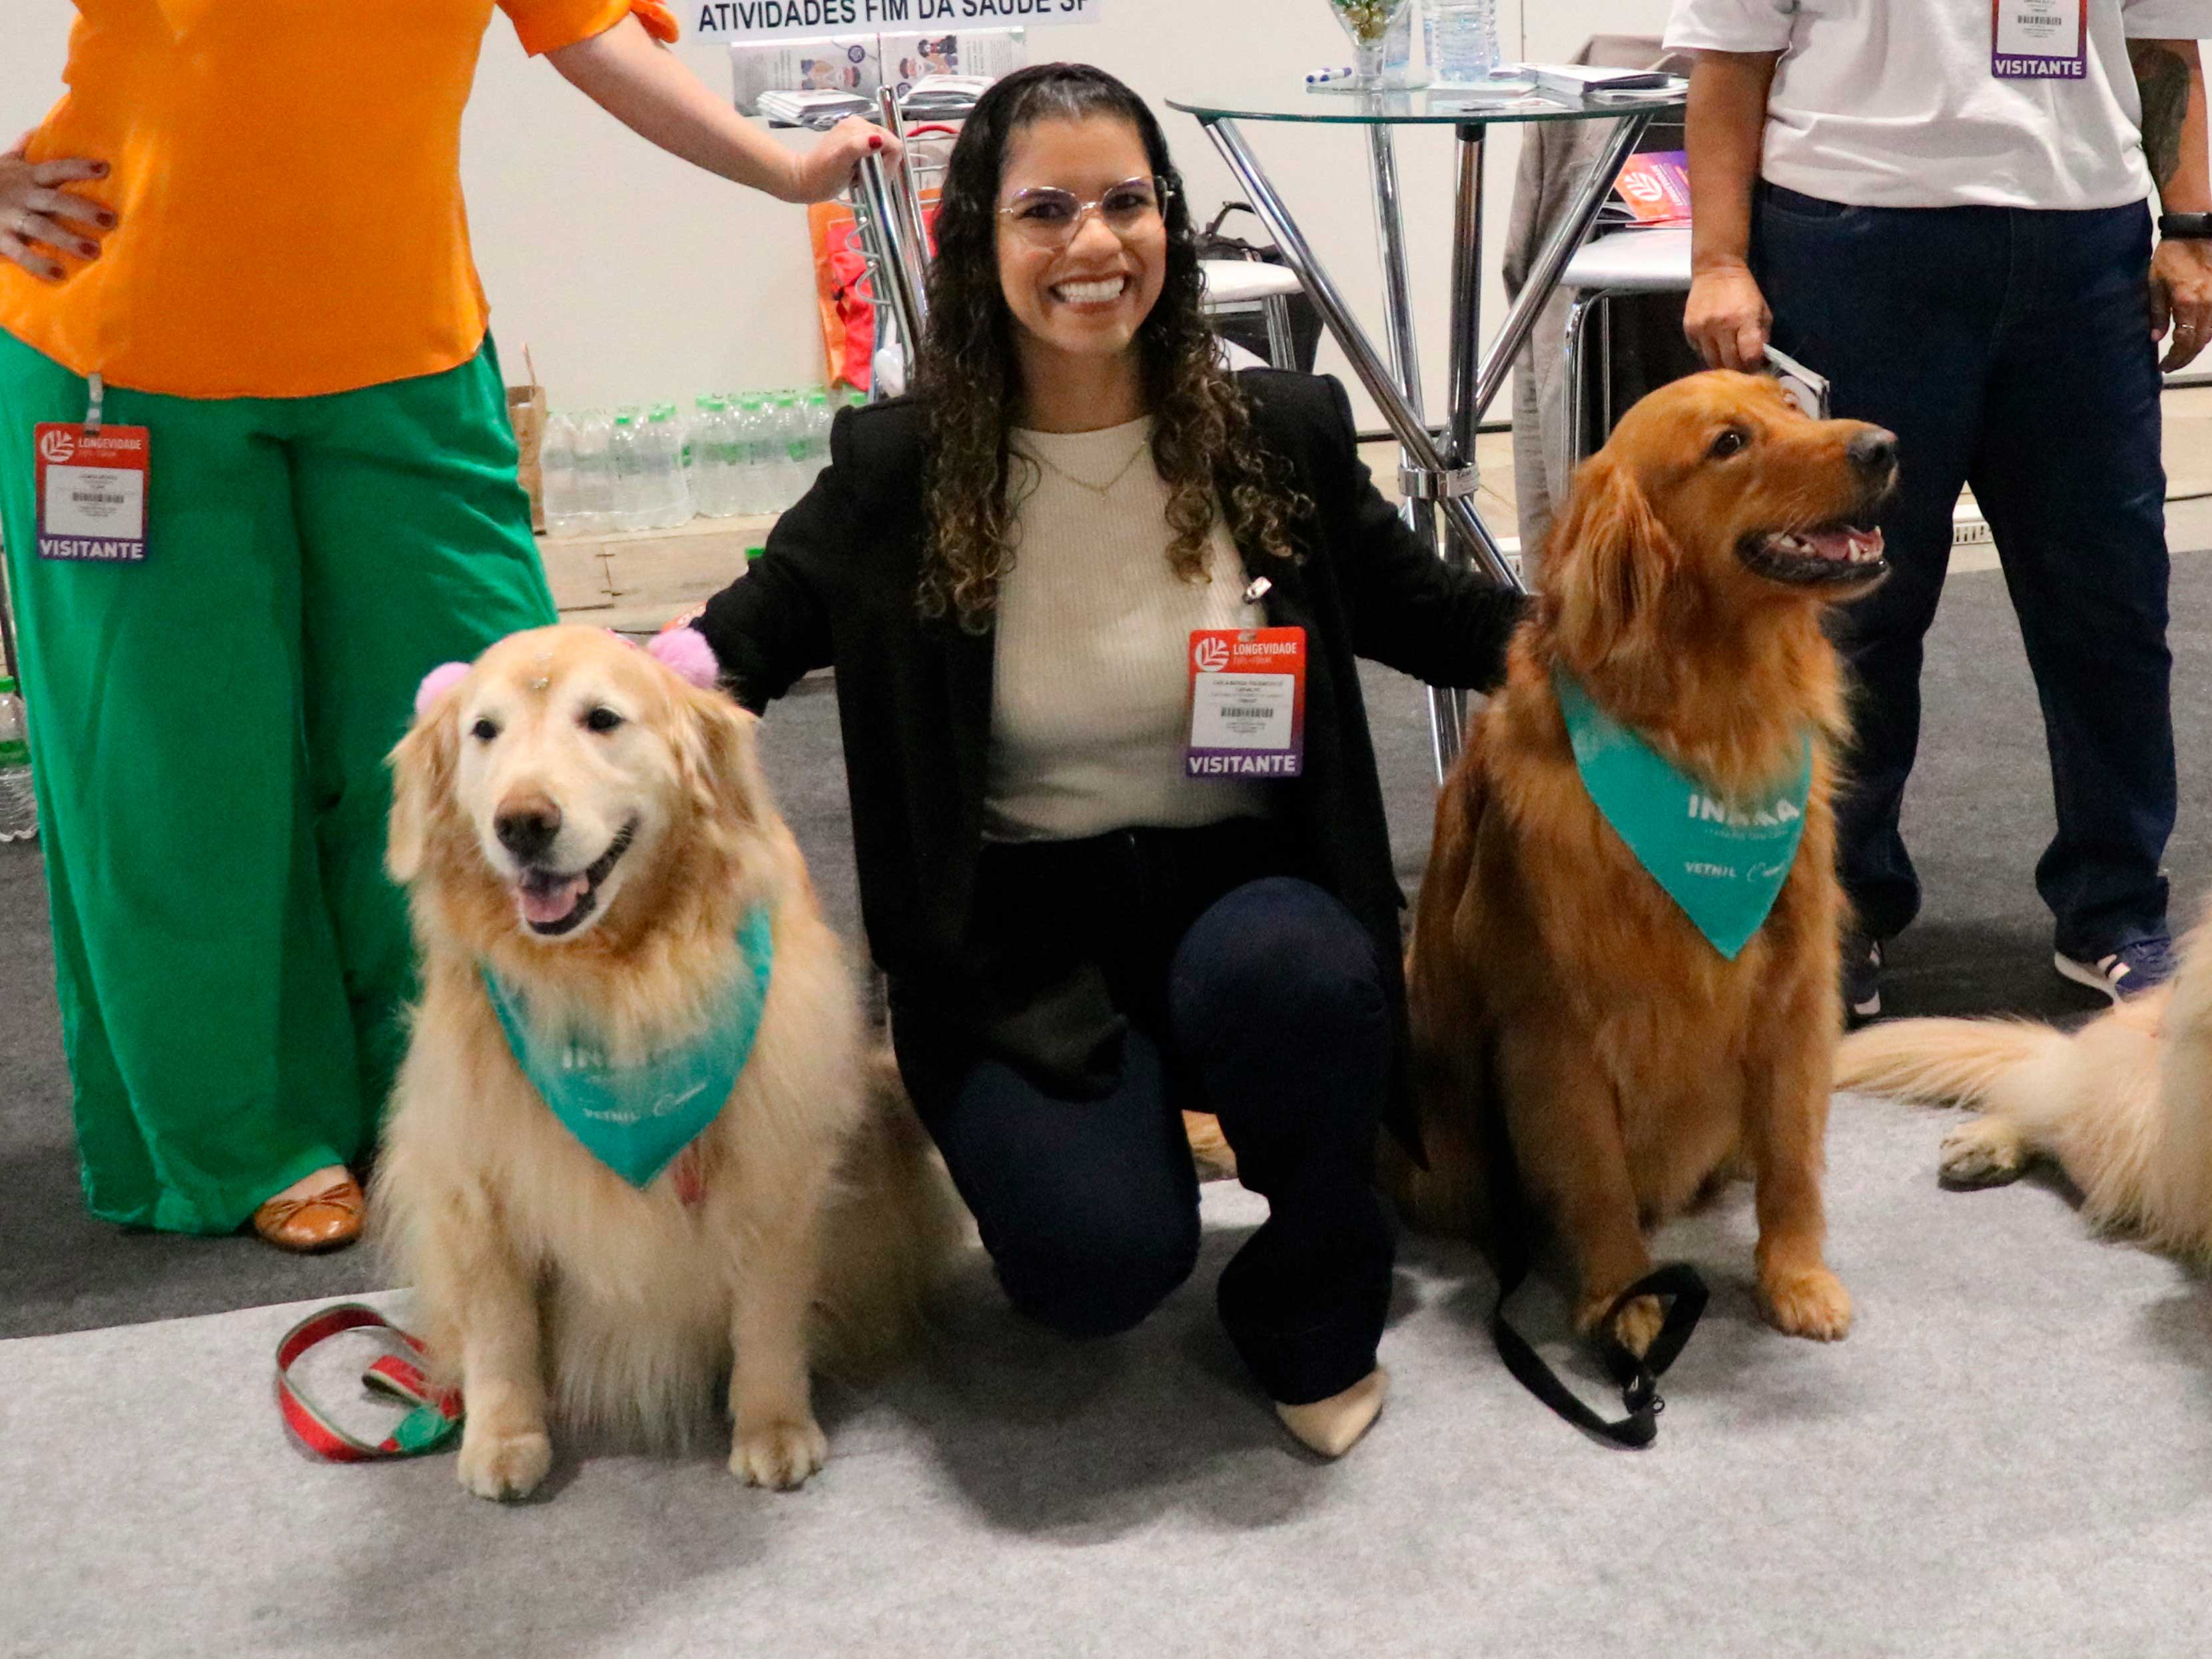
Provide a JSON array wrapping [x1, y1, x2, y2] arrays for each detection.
[[274, 1303, 464, 1461], [1478, 1055, 1708, 1449]]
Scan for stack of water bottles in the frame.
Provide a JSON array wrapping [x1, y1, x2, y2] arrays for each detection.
[[541, 390, 852, 537], [0, 672, 36, 843]]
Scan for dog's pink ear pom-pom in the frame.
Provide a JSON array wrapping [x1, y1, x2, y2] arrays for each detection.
[[414, 661, 470, 720], [648, 627, 721, 691]]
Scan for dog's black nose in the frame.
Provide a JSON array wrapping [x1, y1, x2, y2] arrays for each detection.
[[1848, 428, 1898, 478], [495, 796, 562, 861]]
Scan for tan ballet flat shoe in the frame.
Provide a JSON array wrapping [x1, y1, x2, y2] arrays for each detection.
[[251, 1175, 365, 1253]]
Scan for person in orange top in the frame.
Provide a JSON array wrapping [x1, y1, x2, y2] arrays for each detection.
[[0, 1, 891, 1251]]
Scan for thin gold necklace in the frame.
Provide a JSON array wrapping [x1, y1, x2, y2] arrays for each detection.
[[1020, 432, 1153, 498]]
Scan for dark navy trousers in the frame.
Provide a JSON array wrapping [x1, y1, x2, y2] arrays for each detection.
[[1752, 184, 2175, 956], [921, 875, 1394, 1407]]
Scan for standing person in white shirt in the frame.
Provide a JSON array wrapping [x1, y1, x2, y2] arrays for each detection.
[[1665, 0, 2212, 1020]]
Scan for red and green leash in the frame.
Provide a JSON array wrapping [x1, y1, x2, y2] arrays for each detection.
[[274, 1303, 463, 1461]]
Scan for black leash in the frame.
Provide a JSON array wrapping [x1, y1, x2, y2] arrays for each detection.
[[1478, 1075, 1707, 1449]]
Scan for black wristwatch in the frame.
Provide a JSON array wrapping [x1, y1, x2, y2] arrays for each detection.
[[2158, 212, 2212, 240]]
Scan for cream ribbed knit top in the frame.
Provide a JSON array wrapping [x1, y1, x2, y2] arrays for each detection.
[[985, 417, 1268, 842]]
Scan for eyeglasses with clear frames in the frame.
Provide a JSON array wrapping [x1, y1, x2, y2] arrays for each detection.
[[996, 176, 1174, 248]]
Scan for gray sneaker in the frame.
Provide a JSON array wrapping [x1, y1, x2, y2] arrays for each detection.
[[2053, 937, 2177, 1003]]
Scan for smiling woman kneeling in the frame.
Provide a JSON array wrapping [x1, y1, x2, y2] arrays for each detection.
[[689, 64, 1523, 1457]]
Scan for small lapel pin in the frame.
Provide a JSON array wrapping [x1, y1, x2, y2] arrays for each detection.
[[1243, 577, 1273, 604]]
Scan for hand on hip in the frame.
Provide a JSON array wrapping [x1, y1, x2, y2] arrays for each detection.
[[0, 145, 117, 284]]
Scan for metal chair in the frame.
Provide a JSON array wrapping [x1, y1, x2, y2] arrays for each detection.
[[1199, 260, 1305, 369], [1559, 224, 1693, 466]]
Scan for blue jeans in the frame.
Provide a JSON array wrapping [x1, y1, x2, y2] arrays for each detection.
[[918, 876, 1395, 1407], [1751, 185, 2175, 956]]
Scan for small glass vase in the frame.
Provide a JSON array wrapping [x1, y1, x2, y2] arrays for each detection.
[[1329, 0, 1413, 87]]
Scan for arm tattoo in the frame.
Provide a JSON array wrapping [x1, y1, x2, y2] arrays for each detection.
[[2131, 41, 2191, 190]]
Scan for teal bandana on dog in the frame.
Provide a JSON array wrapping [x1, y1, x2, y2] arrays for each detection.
[[482, 907, 776, 1189], [1553, 666, 1811, 961]]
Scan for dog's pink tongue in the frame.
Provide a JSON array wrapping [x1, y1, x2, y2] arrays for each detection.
[[1802, 527, 1884, 561], [518, 876, 587, 926]]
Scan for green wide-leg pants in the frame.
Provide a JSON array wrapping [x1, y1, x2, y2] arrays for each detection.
[[0, 330, 557, 1233]]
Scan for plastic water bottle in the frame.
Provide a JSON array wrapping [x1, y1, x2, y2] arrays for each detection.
[[667, 403, 696, 525], [689, 396, 720, 516], [542, 412, 585, 537], [753, 396, 785, 511], [645, 404, 692, 529], [721, 397, 755, 515], [609, 408, 652, 532], [692, 396, 739, 518], [738, 398, 776, 513], [776, 394, 809, 509], [728, 398, 757, 513], [572, 410, 615, 534], [752, 395, 783, 511], [803, 392, 834, 494], [1427, 0, 1500, 85], [0, 676, 36, 843]]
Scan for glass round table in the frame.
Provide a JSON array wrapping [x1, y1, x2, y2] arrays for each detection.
[[1167, 73, 1686, 773]]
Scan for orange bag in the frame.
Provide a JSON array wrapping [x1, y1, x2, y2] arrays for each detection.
[[807, 191, 942, 394]]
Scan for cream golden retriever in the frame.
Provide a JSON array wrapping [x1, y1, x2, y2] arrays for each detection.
[[375, 624, 962, 1501], [1837, 909, 2212, 1260], [1391, 372, 1897, 1352]]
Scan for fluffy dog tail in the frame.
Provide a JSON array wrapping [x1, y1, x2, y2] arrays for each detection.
[[810, 1052, 970, 1380], [1833, 1017, 2066, 1111]]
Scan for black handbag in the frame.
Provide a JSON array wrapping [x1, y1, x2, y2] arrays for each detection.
[[1196, 203, 1325, 374]]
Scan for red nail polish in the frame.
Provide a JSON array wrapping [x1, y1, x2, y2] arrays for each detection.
[[871, 136, 885, 151]]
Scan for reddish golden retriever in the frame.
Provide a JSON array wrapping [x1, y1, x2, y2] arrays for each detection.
[[1391, 371, 1896, 1352]]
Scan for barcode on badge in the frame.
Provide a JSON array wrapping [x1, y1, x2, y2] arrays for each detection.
[[1222, 707, 1274, 720]]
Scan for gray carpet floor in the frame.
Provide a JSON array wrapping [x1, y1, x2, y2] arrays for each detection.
[[9, 560, 2212, 1656], [8, 1094, 2211, 1659], [9, 559, 2212, 1337]]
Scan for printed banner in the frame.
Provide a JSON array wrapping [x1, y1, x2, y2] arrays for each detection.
[[697, 0, 1103, 43]]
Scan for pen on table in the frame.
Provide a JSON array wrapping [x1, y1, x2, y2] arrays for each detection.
[[1305, 66, 1356, 83]]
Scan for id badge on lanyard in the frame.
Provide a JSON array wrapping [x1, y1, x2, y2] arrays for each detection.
[[1186, 625, 1307, 780], [34, 374, 150, 563], [1993, 0, 2087, 81]]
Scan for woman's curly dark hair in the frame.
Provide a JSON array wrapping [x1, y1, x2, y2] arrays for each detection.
[[913, 63, 1310, 631]]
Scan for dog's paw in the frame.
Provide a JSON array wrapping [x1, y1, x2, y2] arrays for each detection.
[[1939, 1118, 2029, 1189], [731, 1416, 828, 1491], [1576, 1292, 1664, 1359], [456, 1425, 553, 1501], [1760, 1266, 1852, 1341]]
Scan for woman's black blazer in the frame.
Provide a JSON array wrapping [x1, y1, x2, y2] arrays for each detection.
[[694, 368, 1525, 1146]]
